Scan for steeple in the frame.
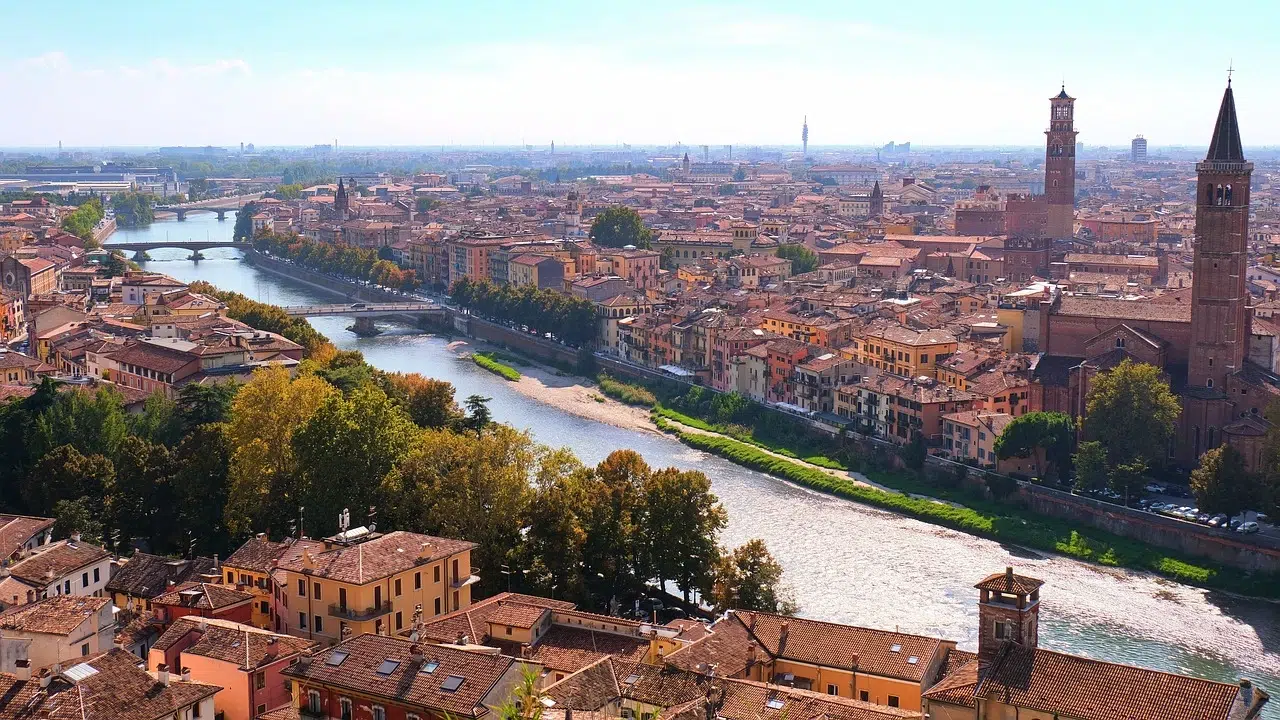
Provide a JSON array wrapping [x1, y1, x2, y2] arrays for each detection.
[[1205, 83, 1244, 163]]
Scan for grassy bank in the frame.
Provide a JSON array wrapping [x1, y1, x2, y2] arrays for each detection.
[[473, 352, 521, 381], [597, 374, 658, 407], [658, 419, 1280, 598]]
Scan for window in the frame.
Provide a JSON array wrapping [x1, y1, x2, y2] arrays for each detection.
[[434, 566, 441, 583], [826, 684, 838, 696], [298, 612, 307, 630], [396, 612, 403, 630], [452, 559, 459, 579], [193, 702, 202, 718], [339, 588, 346, 610], [307, 690, 322, 713], [994, 620, 1011, 640], [372, 706, 386, 720], [434, 597, 442, 615], [339, 697, 353, 720], [313, 582, 321, 600], [415, 572, 421, 590], [888, 696, 900, 708], [297, 579, 305, 597], [506, 625, 513, 635], [261, 601, 270, 614], [257, 705, 266, 717], [920, 354, 928, 363], [255, 672, 265, 690], [395, 578, 402, 596], [81, 643, 89, 656], [314, 616, 323, 633], [453, 590, 459, 610], [82, 572, 89, 588], [63, 580, 70, 594], [92, 568, 99, 583], [860, 691, 869, 702]]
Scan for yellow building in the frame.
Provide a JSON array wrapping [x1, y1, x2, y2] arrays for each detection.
[[844, 322, 958, 379], [223, 535, 321, 630], [272, 529, 478, 646]]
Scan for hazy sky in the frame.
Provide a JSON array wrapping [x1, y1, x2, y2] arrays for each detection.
[[3, 0, 1276, 149]]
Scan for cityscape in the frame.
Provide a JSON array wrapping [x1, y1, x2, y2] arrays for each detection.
[[2, 3, 1280, 720]]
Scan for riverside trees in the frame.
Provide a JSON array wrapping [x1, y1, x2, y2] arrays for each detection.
[[450, 277, 598, 347]]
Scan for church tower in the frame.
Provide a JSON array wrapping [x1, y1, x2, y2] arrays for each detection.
[[1189, 81, 1252, 392], [869, 180, 883, 217], [335, 178, 349, 220], [681, 152, 691, 178], [975, 567, 1042, 662], [1044, 86, 1078, 239]]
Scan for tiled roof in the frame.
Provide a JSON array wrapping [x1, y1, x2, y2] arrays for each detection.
[[418, 592, 575, 645], [527, 625, 649, 674], [224, 535, 303, 574], [615, 659, 705, 708], [0, 595, 109, 635], [8, 539, 108, 585], [275, 531, 477, 585], [106, 553, 217, 599], [922, 656, 979, 708], [974, 568, 1044, 596], [0, 648, 221, 720], [975, 643, 1241, 720], [1054, 297, 1190, 323], [544, 656, 620, 710], [152, 581, 253, 610], [718, 678, 920, 720], [0, 514, 53, 560], [283, 632, 516, 718], [485, 600, 550, 629], [154, 617, 315, 670], [665, 612, 757, 677], [735, 611, 941, 682]]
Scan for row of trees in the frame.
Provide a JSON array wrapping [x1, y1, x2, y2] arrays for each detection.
[[253, 231, 419, 290], [450, 277, 599, 347], [60, 197, 104, 242]]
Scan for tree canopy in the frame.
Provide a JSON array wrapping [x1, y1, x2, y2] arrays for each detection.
[[450, 277, 598, 347], [1084, 360, 1179, 467], [589, 205, 652, 249], [711, 539, 796, 615], [994, 411, 1075, 479], [775, 244, 819, 274], [1191, 445, 1256, 517]]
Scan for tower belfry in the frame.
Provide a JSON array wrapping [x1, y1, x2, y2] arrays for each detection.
[[1044, 86, 1078, 239]]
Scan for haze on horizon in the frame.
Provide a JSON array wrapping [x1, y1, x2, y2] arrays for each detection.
[[3, 0, 1278, 149]]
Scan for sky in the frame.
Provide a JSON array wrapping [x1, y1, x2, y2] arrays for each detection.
[[2, 0, 1278, 149]]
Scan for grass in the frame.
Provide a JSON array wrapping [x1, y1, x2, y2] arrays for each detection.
[[655, 406, 849, 470], [597, 374, 658, 407], [473, 352, 521, 381], [657, 419, 1280, 598]]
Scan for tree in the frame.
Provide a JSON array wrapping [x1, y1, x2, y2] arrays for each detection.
[[1109, 458, 1148, 505], [23, 445, 115, 519], [638, 468, 727, 602], [416, 196, 440, 214], [177, 382, 239, 429], [224, 367, 336, 536], [711, 539, 796, 615], [52, 498, 103, 544], [732, 166, 747, 182], [775, 244, 819, 274], [129, 392, 183, 447], [171, 424, 234, 556], [111, 192, 156, 228], [580, 450, 650, 602], [1084, 360, 1179, 467], [109, 436, 176, 552], [993, 411, 1075, 479], [659, 245, 676, 271], [232, 201, 258, 241], [464, 394, 492, 431], [27, 387, 128, 461], [1191, 445, 1255, 517], [520, 449, 591, 601], [387, 373, 461, 429], [899, 433, 927, 471], [60, 198, 104, 241], [1073, 440, 1108, 493], [292, 383, 419, 537], [589, 205, 652, 249]]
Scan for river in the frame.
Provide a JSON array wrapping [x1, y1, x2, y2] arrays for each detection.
[[112, 213, 1280, 711]]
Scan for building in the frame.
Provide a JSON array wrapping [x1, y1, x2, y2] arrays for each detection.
[[835, 374, 976, 444], [149, 617, 316, 720], [224, 534, 320, 631], [1131, 134, 1148, 162], [106, 552, 219, 616], [941, 411, 1013, 466], [152, 581, 256, 627], [272, 529, 478, 645], [282, 631, 527, 720], [1044, 87, 1077, 240], [845, 323, 957, 379], [0, 595, 114, 672], [0, 648, 220, 720], [6, 536, 111, 601], [0, 514, 53, 563]]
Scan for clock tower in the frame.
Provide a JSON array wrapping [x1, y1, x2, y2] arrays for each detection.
[[1044, 87, 1078, 240]]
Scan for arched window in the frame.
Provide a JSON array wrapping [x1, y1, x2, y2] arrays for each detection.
[[1193, 426, 1201, 457], [1225, 185, 1233, 205], [1207, 378, 1214, 388], [1216, 185, 1224, 206]]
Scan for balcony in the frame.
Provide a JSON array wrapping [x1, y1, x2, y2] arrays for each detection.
[[453, 568, 481, 589], [328, 601, 393, 622]]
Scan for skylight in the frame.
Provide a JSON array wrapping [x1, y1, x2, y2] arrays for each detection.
[[326, 651, 350, 666], [907, 656, 919, 665], [442, 675, 465, 692], [766, 698, 785, 710], [376, 659, 401, 675], [421, 661, 440, 674], [889, 644, 902, 653], [623, 673, 641, 685], [62, 663, 99, 683]]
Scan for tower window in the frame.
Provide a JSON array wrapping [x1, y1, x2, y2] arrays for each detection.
[[1207, 378, 1214, 388], [1206, 184, 1215, 204], [1115, 337, 1125, 348], [1226, 185, 1233, 205]]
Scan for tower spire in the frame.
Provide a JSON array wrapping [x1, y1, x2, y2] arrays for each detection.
[[1205, 81, 1244, 162]]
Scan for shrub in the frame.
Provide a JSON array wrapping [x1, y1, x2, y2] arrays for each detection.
[[597, 375, 657, 407]]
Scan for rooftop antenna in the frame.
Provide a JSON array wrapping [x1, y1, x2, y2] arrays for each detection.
[[338, 507, 350, 533]]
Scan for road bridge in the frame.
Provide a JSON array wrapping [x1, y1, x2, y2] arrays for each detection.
[[282, 302, 445, 334], [104, 240, 253, 259], [153, 192, 265, 221]]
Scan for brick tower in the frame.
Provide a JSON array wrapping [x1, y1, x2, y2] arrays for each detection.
[[975, 567, 1043, 662], [1189, 81, 1252, 392], [1044, 86, 1078, 239]]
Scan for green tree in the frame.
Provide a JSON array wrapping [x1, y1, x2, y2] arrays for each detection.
[[1084, 359, 1179, 467], [659, 245, 676, 271], [272, 184, 304, 200], [416, 196, 440, 214], [232, 202, 258, 241], [172, 424, 234, 556], [993, 411, 1075, 479], [129, 392, 183, 447], [1191, 445, 1255, 517], [519, 449, 591, 601], [23, 445, 115, 519], [177, 382, 239, 429], [109, 436, 176, 552], [387, 373, 461, 429], [27, 387, 129, 461], [775, 244, 819, 274], [60, 198, 105, 241], [1109, 458, 1149, 505], [732, 166, 748, 181], [464, 394, 492, 431], [638, 468, 727, 601], [1073, 440, 1109, 492], [589, 205, 652, 249], [111, 192, 156, 228], [711, 539, 796, 615], [899, 433, 927, 471], [52, 498, 104, 544]]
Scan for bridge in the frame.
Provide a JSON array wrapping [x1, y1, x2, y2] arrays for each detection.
[[104, 240, 253, 259], [282, 302, 445, 334], [153, 192, 266, 221]]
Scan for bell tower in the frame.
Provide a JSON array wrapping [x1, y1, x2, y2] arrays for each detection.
[[335, 177, 349, 221], [1044, 86, 1078, 239], [976, 567, 1043, 662], [1189, 80, 1252, 392]]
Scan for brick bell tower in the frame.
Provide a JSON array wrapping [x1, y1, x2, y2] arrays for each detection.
[[1044, 86, 1078, 239], [1189, 80, 1252, 392], [976, 567, 1043, 662]]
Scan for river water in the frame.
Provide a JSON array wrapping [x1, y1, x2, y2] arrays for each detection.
[[112, 214, 1279, 711]]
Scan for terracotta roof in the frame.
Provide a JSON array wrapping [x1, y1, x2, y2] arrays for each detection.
[[152, 581, 253, 610], [1054, 296, 1190, 323], [922, 656, 980, 708], [8, 539, 108, 585], [544, 656, 620, 710], [735, 611, 942, 682], [225, 535, 307, 574], [418, 592, 575, 645], [105, 553, 217, 599], [974, 568, 1044, 596], [527, 624, 649, 674], [718, 678, 919, 720], [282, 632, 516, 718], [0, 647, 221, 720], [665, 612, 757, 677], [485, 600, 550, 629], [154, 617, 315, 670], [0, 514, 53, 560], [975, 643, 1242, 720], [275, 531, 477, 585], [0, 595, 109, 635]]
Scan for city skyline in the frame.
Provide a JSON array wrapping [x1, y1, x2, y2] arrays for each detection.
[[4, 1, 1279, 148]]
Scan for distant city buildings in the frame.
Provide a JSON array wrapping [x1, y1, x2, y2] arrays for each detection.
[[1131, 134, 1148, 162]]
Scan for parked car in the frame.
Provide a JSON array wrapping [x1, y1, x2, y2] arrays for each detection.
[[1237, 521, 1261, 534], [1257, 513, 1270, 525], [1209, 514, 1228, 527], [1144, 483, 1167, 494]]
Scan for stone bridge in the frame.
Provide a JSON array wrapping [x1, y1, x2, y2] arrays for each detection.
[[153, 192, 266, 221], [282, 302, 445, 334]]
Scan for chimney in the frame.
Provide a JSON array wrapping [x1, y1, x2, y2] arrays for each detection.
[[38, 669, 51, 689], [15, 659, 29, 682], [70, 532, 81, 544], [1005, 566, 1015, 590], [520, 644, 532, 659], [1240, 679, 1254, 708], [157, 664, 170, 687], [411, 644, 425, 663], [746, 644, 757, 667], [779, 621, 790, 650], [181, 667, 192, 682], [418, 542, 432, 560], [298, 653, 313, 669]]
